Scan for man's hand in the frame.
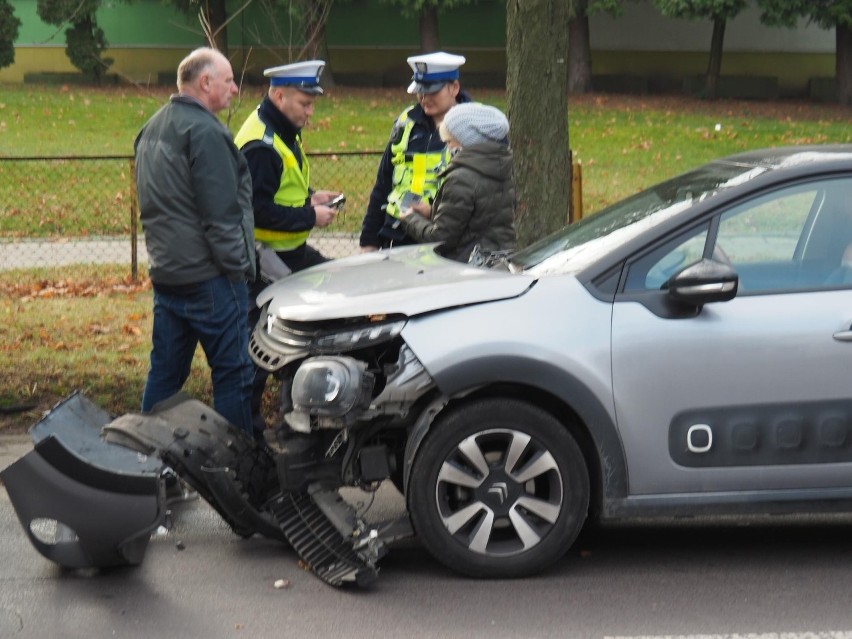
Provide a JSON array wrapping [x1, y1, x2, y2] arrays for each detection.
[[314, 204, 337, 228], [400, 200, 431, 220], [311, 190, 341, 206], [410, 200, 432, 219], [360, 246, 379, 253]]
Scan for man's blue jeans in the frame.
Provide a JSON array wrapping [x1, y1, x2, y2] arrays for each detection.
[[142, 275, 254, 435]]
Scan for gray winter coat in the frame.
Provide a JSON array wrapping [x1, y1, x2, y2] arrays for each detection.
[[135, 96, 256, 285], [400, 141, 516, 262]]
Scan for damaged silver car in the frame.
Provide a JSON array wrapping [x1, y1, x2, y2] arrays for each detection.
[[5, 145, 852, 585], [248, 144, 852, 579]]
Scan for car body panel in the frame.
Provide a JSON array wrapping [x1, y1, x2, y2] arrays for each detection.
[[257, 244, 535, 322], [402, 277, 615, 419], [612, 288, 852, 495], [401, 277, 629, 496]]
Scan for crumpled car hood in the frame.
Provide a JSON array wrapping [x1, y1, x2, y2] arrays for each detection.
[[256, 244, 535, 322]]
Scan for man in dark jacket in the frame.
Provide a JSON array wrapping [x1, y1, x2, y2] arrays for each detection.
[[400, 102, 516, 262], [134, 47, 256, 435], [360, 51, 470, 251]]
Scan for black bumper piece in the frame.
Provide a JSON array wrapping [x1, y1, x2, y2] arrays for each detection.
[[2, 392, 396, 587], [1, 393, 166, 568]]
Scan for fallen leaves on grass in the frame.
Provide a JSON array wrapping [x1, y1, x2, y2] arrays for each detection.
[[88, 323, 112, 335], [0, 276, 151, 300]]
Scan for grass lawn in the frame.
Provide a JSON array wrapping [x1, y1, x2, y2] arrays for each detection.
[[2, 84, 851, 220], [1, 84, 851, 433], [0, 265, 284, 433], [0, 266, 155, 432]]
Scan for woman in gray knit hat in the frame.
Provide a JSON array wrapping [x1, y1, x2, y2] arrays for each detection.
[[399, 102, 516, 263]]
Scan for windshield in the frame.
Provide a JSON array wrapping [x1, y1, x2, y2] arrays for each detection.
[[510, 160, 767, 274]]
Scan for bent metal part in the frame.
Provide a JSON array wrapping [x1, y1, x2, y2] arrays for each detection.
[[1, 391, 410, 588]]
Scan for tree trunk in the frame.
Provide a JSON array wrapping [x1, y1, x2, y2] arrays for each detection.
[[419, 5, 439, 52], [507, 0, 571, 248], [704, 17, 726, 100], [208, 0, 229, 57], [837, 22, 852, 106], [305, 13, 334, 87], [568, 7, 592, 94]]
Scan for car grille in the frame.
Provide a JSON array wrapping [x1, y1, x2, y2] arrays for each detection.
[[249, 317, 319, 372], [266, 317, 318, 348]]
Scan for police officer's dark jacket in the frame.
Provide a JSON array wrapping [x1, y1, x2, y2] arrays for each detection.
[[238, 96, 316, 248]]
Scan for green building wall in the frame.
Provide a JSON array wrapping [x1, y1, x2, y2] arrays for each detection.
[[1, 0, 837, 98]]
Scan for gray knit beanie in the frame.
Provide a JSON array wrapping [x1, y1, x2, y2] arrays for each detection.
[[443, 102, 509, 147]]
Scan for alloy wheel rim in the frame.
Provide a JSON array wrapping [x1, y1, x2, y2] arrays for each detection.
[[434, 428, 564, 557]]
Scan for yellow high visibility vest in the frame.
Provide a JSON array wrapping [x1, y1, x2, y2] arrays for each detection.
[[235, 109, 311, 251], [385, 107, 450, 219]]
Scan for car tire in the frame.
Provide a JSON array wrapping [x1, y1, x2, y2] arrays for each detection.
[[408, 398, 589, 578]]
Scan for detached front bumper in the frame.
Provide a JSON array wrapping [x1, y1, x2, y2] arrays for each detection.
[[1, 393, 166, 568], [1, 392, 403, 587]]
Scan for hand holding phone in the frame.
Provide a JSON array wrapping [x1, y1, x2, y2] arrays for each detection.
[[329, 194, 346, 209], [399, 192, 421, 210]]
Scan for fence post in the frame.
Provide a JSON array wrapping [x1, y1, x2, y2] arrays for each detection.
[[129, 158, 138, 282], [570, 157, 583, 224]]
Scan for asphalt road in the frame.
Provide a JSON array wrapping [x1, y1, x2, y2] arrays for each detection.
[[4, 435, 852, 639]]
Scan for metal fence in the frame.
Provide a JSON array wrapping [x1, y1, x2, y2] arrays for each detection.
[[0, 152, 382, 278]]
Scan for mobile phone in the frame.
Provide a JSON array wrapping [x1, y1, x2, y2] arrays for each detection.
[[400, 192, 422, 210], [330, 194, 346, 209]]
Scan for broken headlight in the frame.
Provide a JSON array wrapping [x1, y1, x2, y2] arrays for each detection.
[[291, 356, 375, 418], [312, 319, 406, 354]]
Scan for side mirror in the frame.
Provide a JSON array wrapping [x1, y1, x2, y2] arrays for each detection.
[[667, 258, 738, 305]]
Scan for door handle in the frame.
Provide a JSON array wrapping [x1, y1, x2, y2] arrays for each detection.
[[833, 329, 852, 342]]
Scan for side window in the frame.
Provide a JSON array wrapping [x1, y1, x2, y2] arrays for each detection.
[[716, 190, 816, 265], [625, 177, 852, 295], [624, 224, 709, 291], [716, 178, 852, 292]]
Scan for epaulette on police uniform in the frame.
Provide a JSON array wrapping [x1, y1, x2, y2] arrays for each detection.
[[389, 112, 411, 145]]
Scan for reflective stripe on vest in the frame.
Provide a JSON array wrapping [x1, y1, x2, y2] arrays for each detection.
[[234, 109, 311, 251], [385, 107, 450, 219]]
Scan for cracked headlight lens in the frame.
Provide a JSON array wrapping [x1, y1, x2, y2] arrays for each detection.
[[291, 356, 374, 417], [312, 319, 406, 354]]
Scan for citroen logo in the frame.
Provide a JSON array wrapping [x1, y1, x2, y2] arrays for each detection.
[[488, 482, 508, 504]]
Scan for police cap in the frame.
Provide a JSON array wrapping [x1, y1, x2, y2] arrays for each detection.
[[406, 51, 466, 95], [264, 60, 325, 94]]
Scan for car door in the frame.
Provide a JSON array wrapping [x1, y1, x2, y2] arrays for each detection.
[[611, 175, 852, 497]]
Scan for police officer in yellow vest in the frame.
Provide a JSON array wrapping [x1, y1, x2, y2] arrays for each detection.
[[235, 60, 340, 273], [360, 52, 471, 251], [235, 60, 340, 439]]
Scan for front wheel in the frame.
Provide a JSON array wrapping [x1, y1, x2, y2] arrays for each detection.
[[407, 398, 589, 578]]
